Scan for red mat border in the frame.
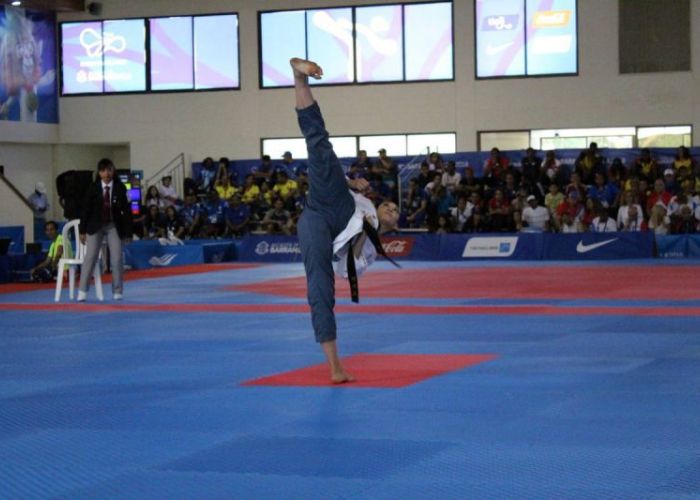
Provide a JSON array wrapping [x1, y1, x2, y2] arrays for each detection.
[[242, 353, 499, 388]]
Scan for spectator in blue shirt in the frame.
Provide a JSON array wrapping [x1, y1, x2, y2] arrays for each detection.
[[225, 193, 251, 238], [202, 191, 227, 238], [181, 192, 203, 239], [587, 172, 619, 209]]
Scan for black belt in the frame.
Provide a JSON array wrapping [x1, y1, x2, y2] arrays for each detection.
[[347, 220, 401, 303]]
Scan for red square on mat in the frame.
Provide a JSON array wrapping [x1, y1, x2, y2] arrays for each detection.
[[242, 353, 497, 388]]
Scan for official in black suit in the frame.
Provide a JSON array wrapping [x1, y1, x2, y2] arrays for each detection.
[[77, 158, 133, 301]]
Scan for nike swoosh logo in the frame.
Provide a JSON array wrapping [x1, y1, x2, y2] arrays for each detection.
[[576, 238, 618, 253], [485, 42, 513, 56]]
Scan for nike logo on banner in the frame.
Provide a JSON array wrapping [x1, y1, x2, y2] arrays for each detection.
[[485, 42, 513, 56], [576, 238, 618, 254]]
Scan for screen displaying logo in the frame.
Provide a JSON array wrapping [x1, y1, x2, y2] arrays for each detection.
[[481, 14, 519, 31]]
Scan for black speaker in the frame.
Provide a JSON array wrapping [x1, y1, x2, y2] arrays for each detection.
[[87, 2, 102, 16]]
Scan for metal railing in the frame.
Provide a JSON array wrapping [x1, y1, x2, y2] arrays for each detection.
[[144, 153, 186, 197]]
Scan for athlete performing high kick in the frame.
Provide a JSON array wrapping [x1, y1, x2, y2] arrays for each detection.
[[291, 58, 400, 384]]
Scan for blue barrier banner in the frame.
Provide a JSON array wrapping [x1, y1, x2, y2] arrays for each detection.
[[542, 232, 654, 260], [686, 235, 700, 258], [656, 235, 687, 259], [236, 235, 303, 263], [124, 240, 236, 269], [0, 226, 25, 254], [446, 233, 543, 260]]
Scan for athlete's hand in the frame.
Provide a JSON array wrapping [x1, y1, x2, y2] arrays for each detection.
[[348, 177, 371, 194]]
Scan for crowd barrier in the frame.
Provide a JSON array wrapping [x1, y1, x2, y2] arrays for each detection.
[[124, 239, 236, 269]]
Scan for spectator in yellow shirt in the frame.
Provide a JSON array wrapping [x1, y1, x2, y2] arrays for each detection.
[[272, 170, 298, 201], [241, 174, 261, 205], [215, 175, 238, 201]]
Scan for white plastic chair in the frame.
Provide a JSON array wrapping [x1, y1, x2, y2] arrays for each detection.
[[54, 219, 104, 302]]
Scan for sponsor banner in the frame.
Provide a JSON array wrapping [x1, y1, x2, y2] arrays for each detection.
[[124, 240, 235, 269], [687, 235, 700, 258], [237, 235, 303, 262], [542, 232, 654, 260], [380, 236, 415, 258], [436, 233, 541, 260], [655, 235, 687, 259]]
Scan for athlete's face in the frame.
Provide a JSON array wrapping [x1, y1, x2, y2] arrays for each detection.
[[377, 202, 399, 231]]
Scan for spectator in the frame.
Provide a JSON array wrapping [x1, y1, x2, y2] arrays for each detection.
[[216, 157, 237, 186], [28, 181, 49, 220], [646, 178, 673, 213], [441, 160, 461, 193], [435, 214, 452, 234], [608, 157, 628, 185], [565, 171, 587, 200], [424, 172, 443, 196], [545, 183, 565, 223], [158, 175, 179, 208], [503, 173, 519, 202], [617, 190, 644, 230], [427, 151, 444, 172], [143, 205, 165, 240], [403, 178, 428, 228], [262, 198, 293, 234], [663, 168, 680, 195], [163, 205, 185, 241], [648, 203, 671, 235], [482, 147, 509, 188], [278, 151, 301, 178], [580, 198, 597, 231], [458, 166, 482, 198], [519, 195, 550, 232], [555, 191, 584, 231], [673, 146, 696, 175], [241, 173, 261, 206], [521, 147, 542, 190], [541, 149, 568, 187], [415, 162, 432, 190], [575, 142, 606, 184], [225, 193, 251, 238], [466, 191, 484, 232], [30, 221, 70, 282], [632, 148, 657, 183], [252, 155, 275, 187], [272, 170, 298, 203], [215, 174, 238, 202], [202, 190, 227, 238], [560, 211, 580, 233], [198, 157, 216, 193], [450, 196, 474, 232], [375, 148, 399, 200], [181, 192, 203, 239], [590, 205, 617, 233], [349, 150, 371, 179], [426, 184, 454, 230], [671, 205, 698, 234], [487, 188, 511, 232], [587, 172, 619, 209], [145, 185, 165, 209], [621, 204, 645, 232]]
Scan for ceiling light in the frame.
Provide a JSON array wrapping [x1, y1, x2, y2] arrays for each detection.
[[11, 1, 22, 6]]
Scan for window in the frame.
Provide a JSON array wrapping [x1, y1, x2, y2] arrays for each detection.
[[259, 2, 454, 88], [475, 0, 577, 78], [478, 131, 529, 151], [637, 126, 692, 148]]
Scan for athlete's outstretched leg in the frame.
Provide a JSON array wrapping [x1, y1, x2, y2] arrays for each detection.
[[291, 58, 354, 384]]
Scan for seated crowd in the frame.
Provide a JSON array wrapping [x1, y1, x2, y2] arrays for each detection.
[[130, 145, 699, 240], [402, 144, 700, 235], [130, 149, 399, 241]]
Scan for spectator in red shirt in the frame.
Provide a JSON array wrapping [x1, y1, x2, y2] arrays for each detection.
[[488, 188, 511, 232], [555, 190, 584, 230], [483, 147, 509, 187], [646, 178, 673, 213]]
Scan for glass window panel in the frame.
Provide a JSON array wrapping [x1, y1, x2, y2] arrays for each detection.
[[637, 126, 692, 148], [587, 136, 634, 149], [405, 2, 454, 80], [407, 133, 456, 156], [150, 17, 193, 91], [525, 0, 577, 76], [355, 5, 403, 83], [260, 11, 306, 88], [102, 19, 146, 92], [329, 137, 358, 158], [541, 136, 586, 150], [479, 131, 529, 151], [307, 8, 354, 84], [194, 15, 239, 89], [359, 135, 407, 157], [61, 21, 104, 94], [475, 0, 525, 78], [263, 138, 308, 160]]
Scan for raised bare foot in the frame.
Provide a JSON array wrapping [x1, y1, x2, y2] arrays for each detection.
[[290, 57, 324, 80], [331, 368, 355, 384]]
